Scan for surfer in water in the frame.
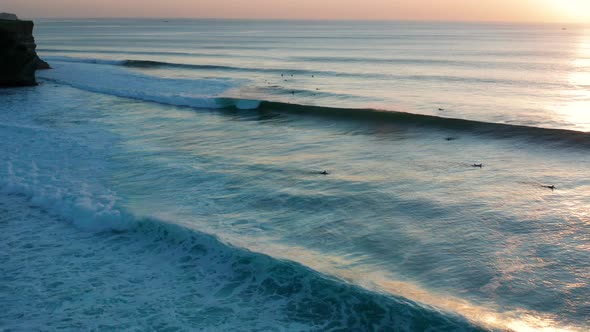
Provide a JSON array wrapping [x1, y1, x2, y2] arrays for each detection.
[[471, 164, 483, 168]]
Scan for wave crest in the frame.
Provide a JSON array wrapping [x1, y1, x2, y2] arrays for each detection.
[[39, 59, 590, 149]]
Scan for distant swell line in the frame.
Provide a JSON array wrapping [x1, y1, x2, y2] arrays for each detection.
[[120, 60, 560, 86], [39, 48, 228, 57], [45, 56, 560, 86], [291, 55, 563, 71]]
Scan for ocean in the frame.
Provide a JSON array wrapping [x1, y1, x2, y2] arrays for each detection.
[[1, 19, 589, 331]]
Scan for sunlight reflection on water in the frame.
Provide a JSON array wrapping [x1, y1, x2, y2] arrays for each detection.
[[557, 32, 590, 130]]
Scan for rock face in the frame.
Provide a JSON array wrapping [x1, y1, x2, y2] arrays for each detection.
[[0, 14, 50, 87], [0, 12, 19, 20]]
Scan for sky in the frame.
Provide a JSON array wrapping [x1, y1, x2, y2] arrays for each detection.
[[4, 0, 590, 23]]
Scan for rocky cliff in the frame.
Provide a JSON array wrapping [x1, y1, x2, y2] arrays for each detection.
[[0, 13, 50, 87]]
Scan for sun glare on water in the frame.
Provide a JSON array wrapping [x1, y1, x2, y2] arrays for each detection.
[[555, 32, 590, 130]]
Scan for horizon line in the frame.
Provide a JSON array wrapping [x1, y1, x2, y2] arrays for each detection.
[[24, 17, 585, 25]]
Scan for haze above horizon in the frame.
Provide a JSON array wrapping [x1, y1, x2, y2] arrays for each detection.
[[4, 0, 590, 23]]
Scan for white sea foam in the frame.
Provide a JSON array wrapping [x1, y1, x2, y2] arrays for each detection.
[[38, 60, 257, 110], [0, 93, 131, 232], [1, 163, 131, 232]]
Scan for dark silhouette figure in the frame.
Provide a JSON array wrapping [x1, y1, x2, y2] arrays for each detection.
[[438, 108, 445, 111], [471, 164, 483, 168], [542, 185, 556, 190], [319, 170, 329, 175], [445, 137, 457, 141]]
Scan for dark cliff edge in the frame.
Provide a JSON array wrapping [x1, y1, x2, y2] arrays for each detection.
[[0, 14, 50, 87]]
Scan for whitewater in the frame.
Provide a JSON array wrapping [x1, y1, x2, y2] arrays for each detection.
[[1, 19, 589, 331]]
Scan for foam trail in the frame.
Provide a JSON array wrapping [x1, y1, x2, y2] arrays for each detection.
[[39, 61, 241, 109]]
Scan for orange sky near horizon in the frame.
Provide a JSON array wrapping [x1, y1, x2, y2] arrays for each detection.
[[4, 0, 590, 23]]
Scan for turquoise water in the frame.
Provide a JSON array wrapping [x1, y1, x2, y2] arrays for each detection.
[[1, 20, 589, 331]]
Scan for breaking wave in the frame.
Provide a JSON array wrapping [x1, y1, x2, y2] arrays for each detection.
[[39, 59, 590, 149], [0, 161, 485, 331]]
